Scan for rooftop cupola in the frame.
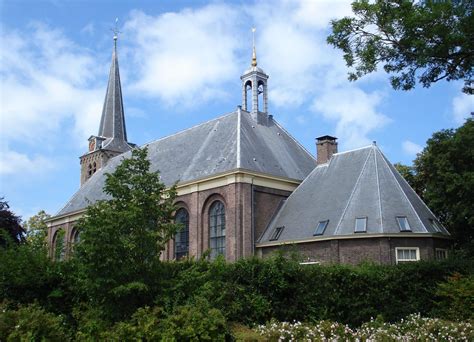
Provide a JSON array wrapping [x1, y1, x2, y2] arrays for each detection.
[[240, 28, 269, 125]]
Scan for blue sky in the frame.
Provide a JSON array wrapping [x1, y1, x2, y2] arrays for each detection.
[[0, 0, 472, 221]]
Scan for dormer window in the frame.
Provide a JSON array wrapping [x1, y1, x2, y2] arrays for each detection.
[[429, 218, 442, 232], [355, 217, 367, 233], [396, 216, 411, 232], [270, 226, 284, 241], [314, 220, 329, 236]]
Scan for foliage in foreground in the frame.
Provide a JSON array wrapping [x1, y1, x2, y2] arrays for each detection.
[[255, 314, 474, 341], [73, 147, 179, 319]]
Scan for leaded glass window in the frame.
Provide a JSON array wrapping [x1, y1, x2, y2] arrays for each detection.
[[175, 208, 189, 260], [209, 201, 225, 259]]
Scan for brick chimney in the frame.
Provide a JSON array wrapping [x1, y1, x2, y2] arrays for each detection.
[[316, 135, 338, 165]]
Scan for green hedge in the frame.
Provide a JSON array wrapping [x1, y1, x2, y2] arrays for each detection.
[[153, 254, 473, 326], [1, 245, 473, 335]]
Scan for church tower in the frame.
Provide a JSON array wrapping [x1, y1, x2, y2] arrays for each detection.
[[240, 28, 269, 125], [79, 32, 133, 186]]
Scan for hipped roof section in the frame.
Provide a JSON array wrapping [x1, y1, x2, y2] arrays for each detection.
[[57, 110, 315, 216], [259, 144, 450, 243]]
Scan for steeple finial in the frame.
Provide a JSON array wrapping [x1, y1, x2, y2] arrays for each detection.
[[251, 27, 257, 67], [112, 18, 120, 48]]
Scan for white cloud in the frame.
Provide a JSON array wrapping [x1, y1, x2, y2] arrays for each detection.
[[452, 92, 473, 125], [0, 24, 103, 148], [124, 5, 242, 106], [402, 140, 423, 157], [0, 146, 56, 176], [241, 0, 388, 148], [312, 86, 390, 149]]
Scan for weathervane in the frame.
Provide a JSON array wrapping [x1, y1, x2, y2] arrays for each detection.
[[251, 27, 257, 67], [111, 18, 120, 42]]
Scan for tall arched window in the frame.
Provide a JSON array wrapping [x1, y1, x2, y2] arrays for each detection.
[[209, 201, 225, 259], [175, 208, 189, 260], [53, 229, 66, 261]]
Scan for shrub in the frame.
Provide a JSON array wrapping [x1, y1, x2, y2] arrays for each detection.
[[255, 314, 474, 341], [0, 303, 70, 341], [160, 298, 229, 341], [434, 273, 474, 320]]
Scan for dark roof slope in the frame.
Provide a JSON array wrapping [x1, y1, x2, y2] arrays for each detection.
[[259, 144, 449, 243], [57, 110, 315, 216]]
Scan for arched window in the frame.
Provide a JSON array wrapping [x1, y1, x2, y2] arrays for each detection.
[[209, 201, 225, 259], [175, 208, 189, 260], [53, 229, 66, 261], [257, 80, 264, 112], [73, 229, 81, 244], [244, 80, 252, 111]]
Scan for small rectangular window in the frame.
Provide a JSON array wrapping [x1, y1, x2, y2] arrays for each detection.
[[270, 226, 284, 241], [314, 220, 329, 236], [396, 216, 411, 232], [429, 219, 442, 232], [355, 217, 367, 233], [395, 247, 419, 264], [436, 249, 448, 260]]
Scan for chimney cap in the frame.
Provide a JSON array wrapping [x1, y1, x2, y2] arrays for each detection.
[[316, 135, 338, 142]]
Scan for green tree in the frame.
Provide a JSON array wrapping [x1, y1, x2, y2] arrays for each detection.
[[394, 162, 425, 197], [74, 147, 179, 319], [24, 210, 51, 250], [413, 118, 474, 252], [327, 0, 473, 93], [0, 197, 25, 247]]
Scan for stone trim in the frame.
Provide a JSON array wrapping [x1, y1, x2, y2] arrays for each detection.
[[256, 232, 452, 248]]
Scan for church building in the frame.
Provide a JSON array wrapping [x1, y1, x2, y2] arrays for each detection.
[[46, 34, 451, 265]]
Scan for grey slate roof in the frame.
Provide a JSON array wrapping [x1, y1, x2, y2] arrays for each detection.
[[97, 39, 133, 153], [259, 144, 449, 243], [57, 110, 316, 216]]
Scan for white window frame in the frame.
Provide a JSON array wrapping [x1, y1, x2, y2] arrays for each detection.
[[395, 247, 420, 264], [435, 248, 448, 260]]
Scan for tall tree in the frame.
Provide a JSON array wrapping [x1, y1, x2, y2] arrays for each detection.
[[413, 118, 474, 252], [74, 147, 179, 319], [24, 210, 51, 250], [327, 0, 473, 93], [0, 198, 25, 247]]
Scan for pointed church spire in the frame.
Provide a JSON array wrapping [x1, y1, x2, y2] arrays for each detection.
[[251, 27, 257, 67], [97, 21, 128, 146]]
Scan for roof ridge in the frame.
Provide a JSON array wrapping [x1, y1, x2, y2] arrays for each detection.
[[180, 120, 223, 181], [236, 109, 242, 169], [333, 144, 373, 156], [374, 145, 384, 233], [376, 147, 428, 232], [140, 110, 237, 148], [272, 119, 316, 161], [334, 147, 373, 235]]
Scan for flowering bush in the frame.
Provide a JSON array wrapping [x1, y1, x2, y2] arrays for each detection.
[[255, 314, 473, 341]]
